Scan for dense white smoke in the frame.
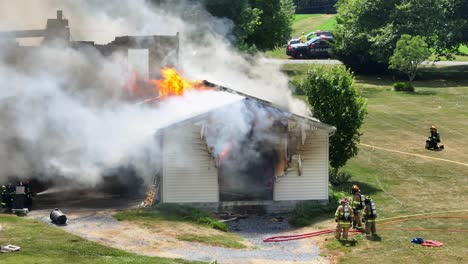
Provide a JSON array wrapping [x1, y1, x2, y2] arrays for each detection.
[[0, 0, 309, 187]]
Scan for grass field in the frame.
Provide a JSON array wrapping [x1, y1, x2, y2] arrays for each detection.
[[282, 64, 468, 263], [0, 214, 203, 264]]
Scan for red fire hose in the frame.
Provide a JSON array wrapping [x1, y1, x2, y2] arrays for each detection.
[[263, 215, 468, 243]]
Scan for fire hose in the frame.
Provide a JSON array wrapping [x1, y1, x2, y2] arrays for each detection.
[[263, 214, 468, 243]]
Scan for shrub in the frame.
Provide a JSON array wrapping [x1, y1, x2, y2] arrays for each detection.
[[302, 65, 367, 169], [393, 82, 414, 92]]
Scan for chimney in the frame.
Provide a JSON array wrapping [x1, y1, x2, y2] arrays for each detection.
[[57, 10, 63, 20]]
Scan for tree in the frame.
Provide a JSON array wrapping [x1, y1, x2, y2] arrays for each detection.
[[389, 35, 431, 83], [203, 0, 296, 51], [248, 0, 296, 51], [333, 0, 465, 73], [302, 65, 367, 169], [203, 0, 262, 44]]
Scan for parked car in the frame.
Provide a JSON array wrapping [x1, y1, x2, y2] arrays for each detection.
[[286, 35, 334, 59], [287, 31, 332, 45]]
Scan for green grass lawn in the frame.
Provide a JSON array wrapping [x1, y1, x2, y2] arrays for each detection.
[[283, 64, 468, 264], [0, 214, 204, 264], [292, 14, 336, 37]]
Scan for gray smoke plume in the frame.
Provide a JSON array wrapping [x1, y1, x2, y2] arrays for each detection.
[[0, 0, 309, 187]]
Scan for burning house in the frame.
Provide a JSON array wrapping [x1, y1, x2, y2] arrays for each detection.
[[1, 10, 335, 213], [142, 76, 336, 213]]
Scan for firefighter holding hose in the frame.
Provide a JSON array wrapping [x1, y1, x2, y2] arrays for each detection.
[[335, 197, 354, 241], [351, 185, 365, 230]]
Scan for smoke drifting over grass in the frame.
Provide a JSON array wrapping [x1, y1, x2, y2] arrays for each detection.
[[0, 0, 309, 186]]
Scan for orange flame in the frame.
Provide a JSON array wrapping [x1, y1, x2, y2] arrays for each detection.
[[219, 143, 231, 162], [126, 67, 209, 101], [151, 67, 208, 98]]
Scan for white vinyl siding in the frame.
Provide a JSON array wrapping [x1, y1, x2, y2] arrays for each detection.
[[161, 124, 219, 203], [274, 129, 329, 201]]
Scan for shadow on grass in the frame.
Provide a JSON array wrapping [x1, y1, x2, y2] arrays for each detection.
[[331, 181, 381, 196], [339, 239, 358, 247], [367, 234, 382, 242], [391, 90, 437, 96], [355, 65, 468, 88]]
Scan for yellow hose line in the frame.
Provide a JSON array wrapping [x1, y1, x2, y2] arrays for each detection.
[[360, 143, 468, 167], [377, 210, 468, 223]]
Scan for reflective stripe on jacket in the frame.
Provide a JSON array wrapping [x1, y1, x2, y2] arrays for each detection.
[[335, 204, 354, 223]]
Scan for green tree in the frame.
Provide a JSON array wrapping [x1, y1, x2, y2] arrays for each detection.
[[203, 0, 262, 43], [333, 0, 465, 73], [245, 0, 296, 51], [389, 35, 431, 83], [203, 0, 296, 51], [302, 65, 367, 169]]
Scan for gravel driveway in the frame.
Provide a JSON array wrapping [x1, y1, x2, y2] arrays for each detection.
[[165, 214, 324, 264], [28, 208, 326, 264]]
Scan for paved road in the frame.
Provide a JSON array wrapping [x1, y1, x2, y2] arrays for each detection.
[[263, 58, 468, 66]]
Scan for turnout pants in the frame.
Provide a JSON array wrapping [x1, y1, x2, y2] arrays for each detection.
[[353, 209, 363, 229], [365, 220, 376, 236], [335, 222, 351, 240]]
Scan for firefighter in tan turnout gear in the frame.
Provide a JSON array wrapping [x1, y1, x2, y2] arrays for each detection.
[[351, 184, 365, 230], [362, 195, 378, 238], [335, 197, 354, 240]]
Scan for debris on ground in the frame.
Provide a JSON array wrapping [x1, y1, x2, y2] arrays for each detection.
[[411, 237, 443, 247], [0, 245, 21, 253], [421, 240, 443, 247]]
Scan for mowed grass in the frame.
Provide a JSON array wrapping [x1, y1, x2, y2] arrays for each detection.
[[0, 214, 203, 264], [282, 64, 468, 263], [292, 14, 336, 37], [264, 14, 336, 59]]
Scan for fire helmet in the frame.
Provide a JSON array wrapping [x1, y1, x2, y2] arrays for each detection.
[[341, 197, 349, 204], [364, 195, 371, 202], [352, 185, 360, 192], [431, 125, 437, 130]]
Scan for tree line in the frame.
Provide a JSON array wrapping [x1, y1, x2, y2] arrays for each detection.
[[333, 0, 468, 73]]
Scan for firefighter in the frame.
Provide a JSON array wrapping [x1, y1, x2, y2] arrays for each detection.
[[335, 197, 354, 241], [351, 184, 365, 230], [300, 32, 307, 43], [1, 184, 12, 211], [362, 195, 378, 238], [23, 181, 33, 210], [425, 126, 444, 150]]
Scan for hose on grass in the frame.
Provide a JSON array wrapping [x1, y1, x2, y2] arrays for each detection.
[[263, 213, 468, 242]]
